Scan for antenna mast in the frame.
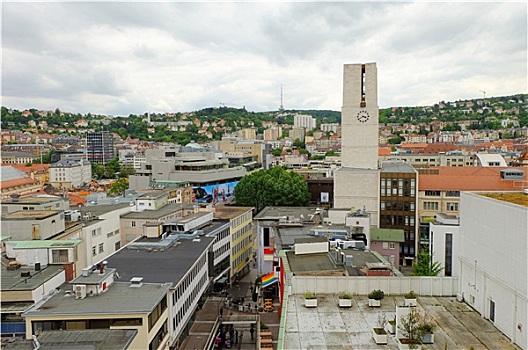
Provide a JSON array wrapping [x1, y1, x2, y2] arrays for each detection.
[[279, 85, 284, 112]]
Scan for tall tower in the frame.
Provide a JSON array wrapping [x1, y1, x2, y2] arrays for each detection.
[[341, 63, 379, 169], [334, 63, 380, 225]]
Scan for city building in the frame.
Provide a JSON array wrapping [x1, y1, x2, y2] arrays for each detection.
[[49, 158, 92, 189], [427, 213, 459, 277], [293, 114, 316, 130], [0, 166, 41, 199], [0, 151, 37, 164], [379, 162, 418, 266], [369, 227, 405, 270], [104, 220, 230, 349], [22, 268, 171, 350], [458, 192, 527, 350], [1, 265, 65, 338], [1, 195, 69, 214], [86, 131, 114, 164], [119, 203, 195, 245], [212, 206, 254, 283], [2, 210, 65, 241]]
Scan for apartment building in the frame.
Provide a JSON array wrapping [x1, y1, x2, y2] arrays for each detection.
[[49, 158, 92, 189], [213, 206, 254, 283], [22, 268, 171, 350], [105, 220, 230, 349], [293, 114, 316, 130], [86, 131, 114, 164]]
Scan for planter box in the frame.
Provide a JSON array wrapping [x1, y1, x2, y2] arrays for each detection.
[[385, 321, 396, 334], [372, 329, 388, 345], [368, 298, 381, 307], [339, 298, 352, 308], [420, 333, 434, 344], [304, 298, 317, 308], [398, 339, 422, 350], [404, 298, 417, 307]]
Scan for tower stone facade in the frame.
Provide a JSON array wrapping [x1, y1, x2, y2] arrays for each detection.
[[334, 63, 380, 224]]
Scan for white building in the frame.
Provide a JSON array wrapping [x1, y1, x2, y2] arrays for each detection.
[[458, 192, 527, 349], [293, 114, 316, 130], [428, 213, 460, 277], [49, 158, 92, 189]]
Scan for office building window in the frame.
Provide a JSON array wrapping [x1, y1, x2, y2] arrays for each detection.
[[446, 202, 459, 211]]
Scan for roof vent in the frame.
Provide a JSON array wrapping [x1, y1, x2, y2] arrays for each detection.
[[130, 277, 143, 288]]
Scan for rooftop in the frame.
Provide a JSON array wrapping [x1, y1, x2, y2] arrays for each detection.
[[286, 252, 340, 275], [418, 166, 526, 191], [2, 210, 61, 220], [283, 295, 519, 349], [254, 206, 323, 220], [1, 265, 64, 292], [213, 205, 253, 220], [6, 239, 82, 250], [2, 329, 137, 350], [380, 161, 417, 173], [79, 203, 131, 217], [104, 222, 227, 285], [23, 282, 171, 317], [480, 192, 528, 207], [370, 228, 405, 243], [1, 196, 67, 205], [120, 203, 192, 219]]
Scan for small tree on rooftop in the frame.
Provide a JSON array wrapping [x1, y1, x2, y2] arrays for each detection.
[[412, 248, 443, 276]]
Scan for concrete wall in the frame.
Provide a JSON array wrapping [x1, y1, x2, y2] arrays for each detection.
[[294, 242, 328, 255], [334, 170, 379, 225], [459, 192, 527, 349], [291, 276, 458, 296]]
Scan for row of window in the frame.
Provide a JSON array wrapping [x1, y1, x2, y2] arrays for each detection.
[[424, 190, 460, 197], [172, 264, 208, 333], [379, 215, 415, 227], [380, 178, 416, 197], [231, 212, 252, 230], [380, 201, 415, 212], [423, 201, 459, 211], [92, 243, 104, 256], [233, 223, 252, 241]]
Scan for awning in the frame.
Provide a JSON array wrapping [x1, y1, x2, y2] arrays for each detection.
[[215, 277, 228, 284]]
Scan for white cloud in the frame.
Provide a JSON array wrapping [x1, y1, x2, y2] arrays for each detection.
[[1, 2, 526, 115]]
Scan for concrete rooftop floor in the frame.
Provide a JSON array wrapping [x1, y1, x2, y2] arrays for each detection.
[[283, 295, 520, 350]]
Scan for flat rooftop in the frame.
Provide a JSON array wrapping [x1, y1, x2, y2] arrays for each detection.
[[2, 196, 67, 205], [286, 252, 341, 275], [79, 203, 131, 217], [105, 231, 218, 285], [1, 265, 64, 291], [120, 203, 191, 219], [480, 192, 528, 207], [2, 210, 60, 220], [2, 329, 137, 350], [213, 205, 253, 219], [254, 206, 322, 220], [283, 295, 519, 349], [23, 282, 171, 317]]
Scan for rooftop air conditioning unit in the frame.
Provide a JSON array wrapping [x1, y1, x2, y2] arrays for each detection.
[[75, 284, 87, 299]]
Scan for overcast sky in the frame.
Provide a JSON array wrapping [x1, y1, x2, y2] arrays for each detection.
[[2, 1, 527, 116]]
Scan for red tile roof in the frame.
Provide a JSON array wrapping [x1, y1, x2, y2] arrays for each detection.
[[418, 166, 526, 191]]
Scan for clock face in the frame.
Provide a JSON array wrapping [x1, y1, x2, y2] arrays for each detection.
[[357, 110, 370, 123]]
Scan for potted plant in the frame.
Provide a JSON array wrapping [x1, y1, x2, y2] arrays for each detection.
[[398, 307, 422, 350], [338, 291, 353, 308], [403, 290, 417, 307], [385, 318, 396, 334], [418, 317, 435, 344], [368, 289, 384, 307], [304, 292, 317, 308], [372, 313, 388, 345]]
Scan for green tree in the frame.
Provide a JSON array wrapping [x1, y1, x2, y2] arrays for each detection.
[[234, 166, 310, 213], [412, 249, 443, 276], [108, 178, 129, 197], [91, 163, 105, 179], [271, 148, 283, 157]]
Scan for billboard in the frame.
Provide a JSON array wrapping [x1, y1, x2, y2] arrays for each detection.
[[193, 180, 239, 204]]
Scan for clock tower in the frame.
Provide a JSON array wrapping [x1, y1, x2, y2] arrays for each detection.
[[334, 62, 380, 225], [341, 63, 379, 169]]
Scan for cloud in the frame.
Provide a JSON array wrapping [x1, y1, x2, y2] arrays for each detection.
[[1, 2, 526, 115]]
